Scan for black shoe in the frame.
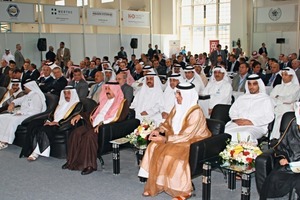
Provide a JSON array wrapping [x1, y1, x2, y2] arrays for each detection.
[[81, 166, 95, 175], [61, 162, 69, 169]]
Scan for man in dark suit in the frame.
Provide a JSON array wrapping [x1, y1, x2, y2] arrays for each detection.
[[45, 46, 56, 62], [87, 71, 104, 103], [56, 42, 71, 68], [28, 63, 40, 81], [280, 55, 291, 69], [209, 44, 226, 66], [68, 68, 88, 98], [227, 54, 240, 73], [0, 59, 10, 76], [265, 63, 282, 87], [147, 44, 154, 60], [50, 66, 68, 96], [85, 60, 98, 81], [14, 44, 25, 69], [12, 68, 27, 90], [231, 63, 250, 92], [258, 43, 268, 55], [37, 65, 54, 93], [116, 73, 133, 105], [252, 61, 267, 84], [132, 63, 143, 81], [154, 45, 161, 55], [117, 46, 127, 59]]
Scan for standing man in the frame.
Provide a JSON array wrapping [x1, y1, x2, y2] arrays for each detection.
[[46, 46, 56, 63], [56, 42, 70, 68], [14, 44, 25, 69], [2, 49, 15, 63], [209, 44, 226, 66], [147, 44, 154, 60], [117, 46, 127, 59], [258, 43, 268, 55]]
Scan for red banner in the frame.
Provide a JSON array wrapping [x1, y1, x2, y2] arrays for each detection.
[[209, 40, 219, 53]]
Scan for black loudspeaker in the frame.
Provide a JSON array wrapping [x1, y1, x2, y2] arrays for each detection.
[[130, 38, 138, 49], [37, 38, 47, 51], [276, 38, 285, 44]]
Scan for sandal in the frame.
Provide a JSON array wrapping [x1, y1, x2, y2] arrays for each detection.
[[172, 194, 191, 200], [27, 152, 39, 161], [0, 142, 8, 150], [142, 191, 150, 197]]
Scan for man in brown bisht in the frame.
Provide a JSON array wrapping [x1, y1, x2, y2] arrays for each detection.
[[138, 82, 212, 200], [62, 81, 129, 175]]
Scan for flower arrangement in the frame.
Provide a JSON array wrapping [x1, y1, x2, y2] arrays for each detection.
[[219, 138, 263, 166], [126, 118, 155, 149]]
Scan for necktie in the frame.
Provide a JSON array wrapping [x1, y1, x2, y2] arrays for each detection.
[[268, 74, 275, 86], [91, 84, 100, 98], [75, 81, 79, 87]]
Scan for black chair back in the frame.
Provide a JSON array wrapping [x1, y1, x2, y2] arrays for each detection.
[[279, 112, 295, 133], [80, 98, 98, 113], [0, 86, 7, 100], [206, 118, 225, 136], [210, 104, 231, 124]]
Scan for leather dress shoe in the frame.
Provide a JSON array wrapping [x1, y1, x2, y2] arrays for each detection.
[[61, 162, 69, 169], [81, 166, 95, 175]]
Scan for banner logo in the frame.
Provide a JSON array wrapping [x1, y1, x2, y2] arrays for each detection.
[[7, 4, 20, 17]]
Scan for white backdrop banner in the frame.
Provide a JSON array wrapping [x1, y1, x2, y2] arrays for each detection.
[[257, 4, 297, 23], [123, 10, 149, 27], [87, 8, 117, 26], [169, 40, 180, 58], [0, 2, 34, 23], [44, 5, 80, 24]]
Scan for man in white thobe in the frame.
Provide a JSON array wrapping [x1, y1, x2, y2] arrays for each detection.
[[202, 66, 232, 116], [0, 79, 24, 107], [184, 66, 205, 95], [161, 73, 184, 120], [225, 74, 274, 143], [130, 72, 164, 125], [0, 81, 46, 149], [270, 67, 300, 139]]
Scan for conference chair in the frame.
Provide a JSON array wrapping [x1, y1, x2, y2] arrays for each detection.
[[255, 112, 295, 197], [13, 93, 59, 147], [210, 104, 231, 124]]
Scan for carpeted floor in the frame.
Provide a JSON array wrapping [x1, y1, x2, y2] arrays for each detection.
[[0, 145, 260, 200]]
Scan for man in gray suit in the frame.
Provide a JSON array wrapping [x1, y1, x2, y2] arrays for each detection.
[[232, 62, 249, 93], [14, 44, 25, 69], [68, 68, 88, 98], [87, 71, 104, 103], [116, 72, 133, 106], [56, 42, 71, 68], [291, 59, 300, 84], [209, 44, 226, 66]]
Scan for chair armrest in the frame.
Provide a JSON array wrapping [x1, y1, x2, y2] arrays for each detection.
[[255, 148, 275, 194], [189, 133, 231, 177], [20, 112, 51, 126], [98, 118, 140, 155]]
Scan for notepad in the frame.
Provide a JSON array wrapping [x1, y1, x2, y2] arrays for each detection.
[[289, 161, 300, 173]]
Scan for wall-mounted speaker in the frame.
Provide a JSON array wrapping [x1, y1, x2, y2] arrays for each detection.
[[130, 38, 138, 49], [37, 38, 47, 51]]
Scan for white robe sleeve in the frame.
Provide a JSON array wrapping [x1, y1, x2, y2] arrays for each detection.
[[251, 99, 274, 127], [12, 95, 26, 106], [19, 94, 43, 116]]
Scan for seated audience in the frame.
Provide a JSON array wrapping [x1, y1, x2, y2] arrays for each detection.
[[85, 60, 98, 81], [225, 74, 274, 142], [49, 66, 68, 96], [62, 82, 129, 175], [184, 66, 205, 95], [232, 62, 250, 92], [138, 82, 212, 200], [0, 81, 46, 150], [28, 63, 40, 81], [0, 79, 25, 112], [202, 66, 232, 115], [130, 73, 164, 125], [291, 59, 300, 84], [68, 68, 89, 98], [270, 67, 300, 139], [265, 62, 282, 87], [260, 106, 300, 200], [20, 86, 82, 160], [87, 71, 104, 103], [116, 73, 133, 105], [161, 73, 184, 120], [37, 65, 54, 93], [104, 68, 116, 83]]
